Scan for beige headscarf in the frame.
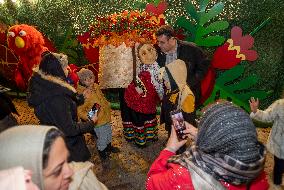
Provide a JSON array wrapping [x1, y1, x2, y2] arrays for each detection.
[[0, 125, 56, 190], [163, 59, 195, 111]]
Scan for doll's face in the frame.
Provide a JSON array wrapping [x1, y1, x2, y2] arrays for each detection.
[[138, 44, 157, 65]]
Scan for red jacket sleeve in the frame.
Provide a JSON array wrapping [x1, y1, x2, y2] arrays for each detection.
[[146, 150, 194, 190]]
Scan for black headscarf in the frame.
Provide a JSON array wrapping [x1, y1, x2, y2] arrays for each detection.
[[39, 52, 67, 80]]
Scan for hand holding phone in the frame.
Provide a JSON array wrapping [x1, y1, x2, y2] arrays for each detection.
[[87, 103, 101, 120]]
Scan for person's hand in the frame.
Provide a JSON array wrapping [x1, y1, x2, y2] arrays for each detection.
[[165, 125, 188, 153], [91, 111, 98, 124], [249, 97, 259, 113], [83, 89, 91, 99], [165, 122, 198, 153]]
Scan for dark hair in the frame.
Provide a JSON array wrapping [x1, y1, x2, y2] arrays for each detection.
[[42, 128, 65, 169], [155, 25, 175, 38]]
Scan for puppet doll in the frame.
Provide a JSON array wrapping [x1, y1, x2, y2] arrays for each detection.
[[123, 43, 163, 147]]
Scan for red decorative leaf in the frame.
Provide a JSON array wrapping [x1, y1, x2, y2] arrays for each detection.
[[241, 49, 258, 61], [212, 42, 241, 69], [230, 26, 257, 59], [200, 66, 216, 104], [43, 36, 56, 52], [145, 1, 167, 16], [230, 26, 243, 42]]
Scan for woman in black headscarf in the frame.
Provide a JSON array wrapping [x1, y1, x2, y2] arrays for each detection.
[[27, 52, 97, 162], [146, 101, 269, 190]]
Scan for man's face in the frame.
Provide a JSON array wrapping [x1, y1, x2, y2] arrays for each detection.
[[156, 34, 176, 53]]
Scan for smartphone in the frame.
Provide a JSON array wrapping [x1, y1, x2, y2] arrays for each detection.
[[87, 103, 101, 120], [170, 110, 187, 140]]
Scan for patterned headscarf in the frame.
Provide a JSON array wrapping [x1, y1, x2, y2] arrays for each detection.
[[168, 101, 266, 185]]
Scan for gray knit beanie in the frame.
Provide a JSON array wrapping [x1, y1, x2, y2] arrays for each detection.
[[197, 101, 260, 163], [77, 68, 94, 83]]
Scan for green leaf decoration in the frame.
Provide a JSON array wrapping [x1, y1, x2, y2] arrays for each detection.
[[154, 0, 160, 6], [237, 90, 273, 101], [225, 75, 258, 92], [204, 65, 271, 112], [68, 57, 77, 65], [185, 2, 199, 22], [200, 0, 210, 12], [195, 35, 225, 46], [216, 64, 244, 82], [58, 27, 81, 65], [176, 1, 229, 47], [133, 2, 147, 10], [64, 49, 78, 59], [197, 21, 229, 37], [176, 16, 196, 37], [199, 2, 224, 25]]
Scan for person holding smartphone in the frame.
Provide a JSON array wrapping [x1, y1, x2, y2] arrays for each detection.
[[146, 101, 268, 190], [77, 68, 119, 161]]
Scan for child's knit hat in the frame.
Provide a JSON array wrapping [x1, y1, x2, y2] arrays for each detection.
[[77, 68, 95, 83]]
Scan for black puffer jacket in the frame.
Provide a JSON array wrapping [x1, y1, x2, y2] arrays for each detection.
[[27, 69, 94, 162]]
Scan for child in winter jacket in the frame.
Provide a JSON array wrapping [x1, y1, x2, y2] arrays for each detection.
[[77, 68, 119, 160]]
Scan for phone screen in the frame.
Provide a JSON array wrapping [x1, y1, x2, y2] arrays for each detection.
[[170, 110, 187, 140], [87, 103, 100, 120]]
